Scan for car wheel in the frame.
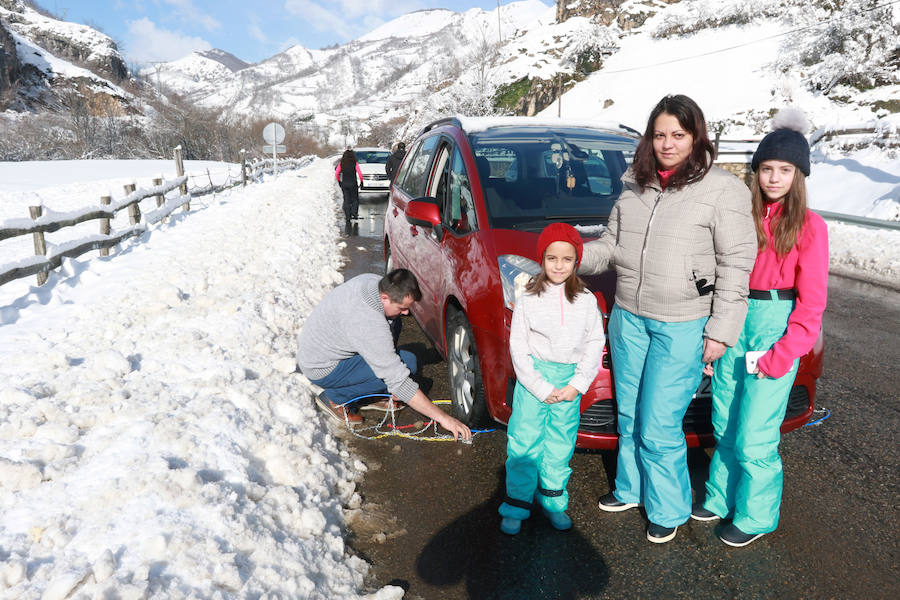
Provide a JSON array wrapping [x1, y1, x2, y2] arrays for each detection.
[[446, 308, 490, 427]]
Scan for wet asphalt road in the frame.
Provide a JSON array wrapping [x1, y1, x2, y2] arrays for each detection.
[[330, 199, 899, 599]]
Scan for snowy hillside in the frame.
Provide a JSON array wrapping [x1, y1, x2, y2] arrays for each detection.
[[147, 1, 550, 142], [0, 0, 130, 110]]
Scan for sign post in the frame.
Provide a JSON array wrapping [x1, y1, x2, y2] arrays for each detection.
[[262, 122, 286, 175]]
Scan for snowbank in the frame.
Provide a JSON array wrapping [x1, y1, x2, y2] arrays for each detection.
[[0, 160, 403, 598]]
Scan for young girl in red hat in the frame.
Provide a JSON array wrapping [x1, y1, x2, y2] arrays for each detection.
[[694, 108, 829, 547], [499, 222, 605, 535]]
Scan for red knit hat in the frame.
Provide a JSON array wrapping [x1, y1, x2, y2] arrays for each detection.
[[537, 222, 583, 267]]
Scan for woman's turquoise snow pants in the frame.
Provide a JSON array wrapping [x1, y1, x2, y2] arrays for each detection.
[[608, 305, 708, 528], [499, 358, 581, 519], [704, 291, 799, 534]]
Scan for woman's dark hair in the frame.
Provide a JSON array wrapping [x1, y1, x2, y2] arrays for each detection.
[[379, 268, 422, 302], [340, 149, 357, 174], [632, 94, 714, 190]]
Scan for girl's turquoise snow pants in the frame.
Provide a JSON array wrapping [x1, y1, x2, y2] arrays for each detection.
[[608, 305, 707, 528], [500, 358, 581, 519], [704, 291, 799, 534]]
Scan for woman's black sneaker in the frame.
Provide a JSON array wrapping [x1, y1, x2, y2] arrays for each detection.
[[647, 523, 678, 543], [597, 492, 639, 512], [690, 504, 720, 522], [717, 522, 764, 547]]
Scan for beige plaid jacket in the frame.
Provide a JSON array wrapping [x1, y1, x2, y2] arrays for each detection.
[[580, 166, 756, 347]]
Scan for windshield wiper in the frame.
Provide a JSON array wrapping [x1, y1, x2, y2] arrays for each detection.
[[544, 215, 608, 220]]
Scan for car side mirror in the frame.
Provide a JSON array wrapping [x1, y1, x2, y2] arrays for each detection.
[[405, 197, 441, 229]]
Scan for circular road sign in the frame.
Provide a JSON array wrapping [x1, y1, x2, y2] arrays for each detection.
[[263, 122, 286, 144]]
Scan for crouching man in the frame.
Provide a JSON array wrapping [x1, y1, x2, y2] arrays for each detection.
[[297, 268, 472, 441]]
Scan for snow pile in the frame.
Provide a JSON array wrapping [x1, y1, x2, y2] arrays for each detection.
[[0, 160, 402, 598]]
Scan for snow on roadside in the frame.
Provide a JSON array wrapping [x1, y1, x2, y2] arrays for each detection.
[[826, 221, 899, 291], [0, 159, 403, 598]]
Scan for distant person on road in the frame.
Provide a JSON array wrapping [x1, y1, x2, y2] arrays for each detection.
[[693, 109, 828, 547], [335, 148, 363, 224], [499, 223, 605, 535], [385, 141, 406, 182], [579, 94, 756, 544], [297, 268, 472, 441]]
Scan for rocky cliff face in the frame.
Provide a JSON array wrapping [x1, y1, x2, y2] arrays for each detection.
[[556, 0, 681, 30], [0, 20, 19, 107], [0, 0, 131, 111]]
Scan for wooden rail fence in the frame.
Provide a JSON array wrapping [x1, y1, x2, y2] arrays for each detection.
[[0, 150, 314, 288]]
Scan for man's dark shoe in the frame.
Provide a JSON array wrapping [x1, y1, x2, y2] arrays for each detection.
[[598, 492, 639, 512], [691, 504, 720, 522], [315, 393, 362, 424], [717, 522, 764, 547], [647, 523, 678, 543]]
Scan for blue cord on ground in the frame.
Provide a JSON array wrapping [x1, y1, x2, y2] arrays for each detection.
[[803, 407, 831, 427]]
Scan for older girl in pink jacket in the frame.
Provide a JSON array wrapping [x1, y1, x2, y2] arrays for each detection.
[[694, 109, 829, 547]]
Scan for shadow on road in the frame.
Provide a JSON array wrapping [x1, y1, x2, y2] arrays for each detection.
[[415, 466, 610, 600]]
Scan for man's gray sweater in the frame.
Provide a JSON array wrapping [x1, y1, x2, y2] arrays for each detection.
[[296, 274, 419, 402]]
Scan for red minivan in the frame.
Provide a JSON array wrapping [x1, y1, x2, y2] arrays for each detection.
[[383, 116, 821, 449]]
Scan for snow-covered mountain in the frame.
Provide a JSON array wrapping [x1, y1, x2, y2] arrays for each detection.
[[0, 0, 896, 159], [144, 0, 898, 149], [145, 2, 552, 143], [0, 0, 132, 112]]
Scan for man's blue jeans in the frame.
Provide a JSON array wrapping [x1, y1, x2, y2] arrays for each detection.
[[310, 350, 417, 407]]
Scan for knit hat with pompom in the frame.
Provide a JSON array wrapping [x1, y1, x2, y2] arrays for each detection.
[[751, 108, 811, 176]]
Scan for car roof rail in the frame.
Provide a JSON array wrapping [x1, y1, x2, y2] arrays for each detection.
[[419, 116, 463, 136], [618, 123, 642, 137]]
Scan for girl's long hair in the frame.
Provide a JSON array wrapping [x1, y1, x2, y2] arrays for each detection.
[[632, 94, 714, 191], [525, 270, 588, 303], [751, 170, 808, 255], [340, 149, 357, 174]]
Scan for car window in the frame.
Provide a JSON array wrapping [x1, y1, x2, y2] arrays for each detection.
[[357, 150, 390, 164], [398, 135, 440, 198], [470, 128, 635, 231], [445, 147, 477, 234], [394, 140, 420, 188]]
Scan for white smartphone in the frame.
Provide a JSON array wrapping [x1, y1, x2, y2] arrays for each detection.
[[745, 351, 765, 374], [745, 350, 795, 375]]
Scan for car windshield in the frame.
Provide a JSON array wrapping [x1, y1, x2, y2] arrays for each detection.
[[356, 150, 390, 164], [468, 127, 636, 231]]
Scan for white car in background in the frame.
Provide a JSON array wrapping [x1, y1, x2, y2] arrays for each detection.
[[355, 147, 392, 199]]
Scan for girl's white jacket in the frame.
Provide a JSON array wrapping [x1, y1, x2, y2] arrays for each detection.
[[509, 282, 605, 402]]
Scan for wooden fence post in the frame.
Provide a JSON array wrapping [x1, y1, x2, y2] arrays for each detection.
[[125, 183, 140, 225], [153, 177, 164, 207], [714, 128, 722, 160], [100, 195, 111, 256], [29, 206, 48, 286], [174, 146, 190, 212], [241, 149, 247, 187]]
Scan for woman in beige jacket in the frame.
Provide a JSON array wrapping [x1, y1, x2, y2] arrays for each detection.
[[580, 94, 756, 543]]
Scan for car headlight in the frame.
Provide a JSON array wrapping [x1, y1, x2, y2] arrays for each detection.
[[498, 254, 541, 311]]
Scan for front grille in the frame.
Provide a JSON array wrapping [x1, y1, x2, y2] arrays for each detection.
[[786, 385, 810, 419], [364, 174, 389, 181], [578, 378, 811, 436]]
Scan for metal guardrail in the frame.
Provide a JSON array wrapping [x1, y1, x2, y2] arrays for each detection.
[[813, 209, 900, 231]]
